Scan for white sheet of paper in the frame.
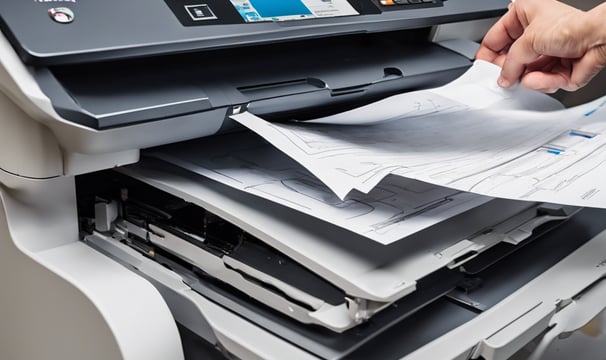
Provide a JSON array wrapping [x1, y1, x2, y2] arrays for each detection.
[[448, 99, 606, 206], [230, 61, 606, 208], [149, 132, 491, 244]]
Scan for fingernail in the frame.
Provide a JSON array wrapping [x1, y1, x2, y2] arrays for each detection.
[[498, 77, 511, 88]]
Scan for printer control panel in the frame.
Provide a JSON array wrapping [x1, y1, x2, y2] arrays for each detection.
[[164, 0, 442, 26]]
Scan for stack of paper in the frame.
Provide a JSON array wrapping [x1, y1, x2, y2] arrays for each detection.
[[150, 61, 606, 244]]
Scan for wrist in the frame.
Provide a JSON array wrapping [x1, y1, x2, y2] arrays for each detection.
[[586, 3, 606, 46]]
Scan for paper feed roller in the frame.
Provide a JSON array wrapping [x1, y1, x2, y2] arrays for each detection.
[[36, 33, 473, 130]]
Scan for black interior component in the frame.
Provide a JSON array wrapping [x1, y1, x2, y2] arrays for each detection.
[[228, 238, 347, 306], [178, 323, 228, 360], [344, 298, 476, 360]]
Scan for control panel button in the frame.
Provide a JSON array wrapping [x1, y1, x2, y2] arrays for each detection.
[[48, 7, 75, 24], [184, 4, 218, 21]]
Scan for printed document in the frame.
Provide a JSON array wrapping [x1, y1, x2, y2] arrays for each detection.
[[149, 133, 490, 244], [230, 61, 606, 208], [151, 60, 606, 244]]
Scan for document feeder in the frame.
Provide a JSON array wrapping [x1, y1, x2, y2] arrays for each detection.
[[2, 1, 606, 359]]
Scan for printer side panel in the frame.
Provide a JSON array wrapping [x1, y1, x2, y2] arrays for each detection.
[[0, 33, 186, 359], [0, 171, 185, 360]]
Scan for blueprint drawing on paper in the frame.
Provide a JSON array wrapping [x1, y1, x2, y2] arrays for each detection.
[[149, 133, 490, 244]]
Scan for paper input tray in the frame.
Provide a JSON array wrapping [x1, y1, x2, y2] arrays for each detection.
[[120, 157, 575, 305]]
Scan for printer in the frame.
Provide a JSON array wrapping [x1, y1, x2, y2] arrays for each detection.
[[2, 1, 606, 359]]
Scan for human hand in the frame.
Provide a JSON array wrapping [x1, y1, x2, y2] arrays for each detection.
[[476, 0, 606, 93]]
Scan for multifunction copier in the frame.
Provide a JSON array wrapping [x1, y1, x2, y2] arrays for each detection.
[[2, 1, 606, 359]]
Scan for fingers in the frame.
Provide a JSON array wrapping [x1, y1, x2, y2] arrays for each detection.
[[475, 46, 498, 63], [520, 71, 568, 93], [477, 2, 539, 85], [568, 48, 606, 91], [519, 49, 606, 93], [476, 9, 525, 62], [476, 22, 513, 61], [477, 0, 601, 92], [498, 32, 541, 87], [525, 55, 557, 73]]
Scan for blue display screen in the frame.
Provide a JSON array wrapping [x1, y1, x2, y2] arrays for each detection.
[[229, 0, 359, 22], [250, 0, 312, 18]]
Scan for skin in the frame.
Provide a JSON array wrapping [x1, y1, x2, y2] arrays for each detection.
[[476, 0, 606, 93]]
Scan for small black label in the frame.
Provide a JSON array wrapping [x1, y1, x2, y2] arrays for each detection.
[[185, 4, 217, 21], [164, 0, 244, 26]]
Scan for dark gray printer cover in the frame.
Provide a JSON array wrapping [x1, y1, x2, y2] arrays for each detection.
[[0, 0, 508, 65]]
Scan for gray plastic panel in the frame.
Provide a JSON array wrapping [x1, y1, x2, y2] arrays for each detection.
[[0, 0, 508, 65], [463, 208, 606, 310], [39, 37, 472, 129]]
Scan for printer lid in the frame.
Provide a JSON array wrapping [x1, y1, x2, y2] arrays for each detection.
[[0, 0, 507, 65]]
